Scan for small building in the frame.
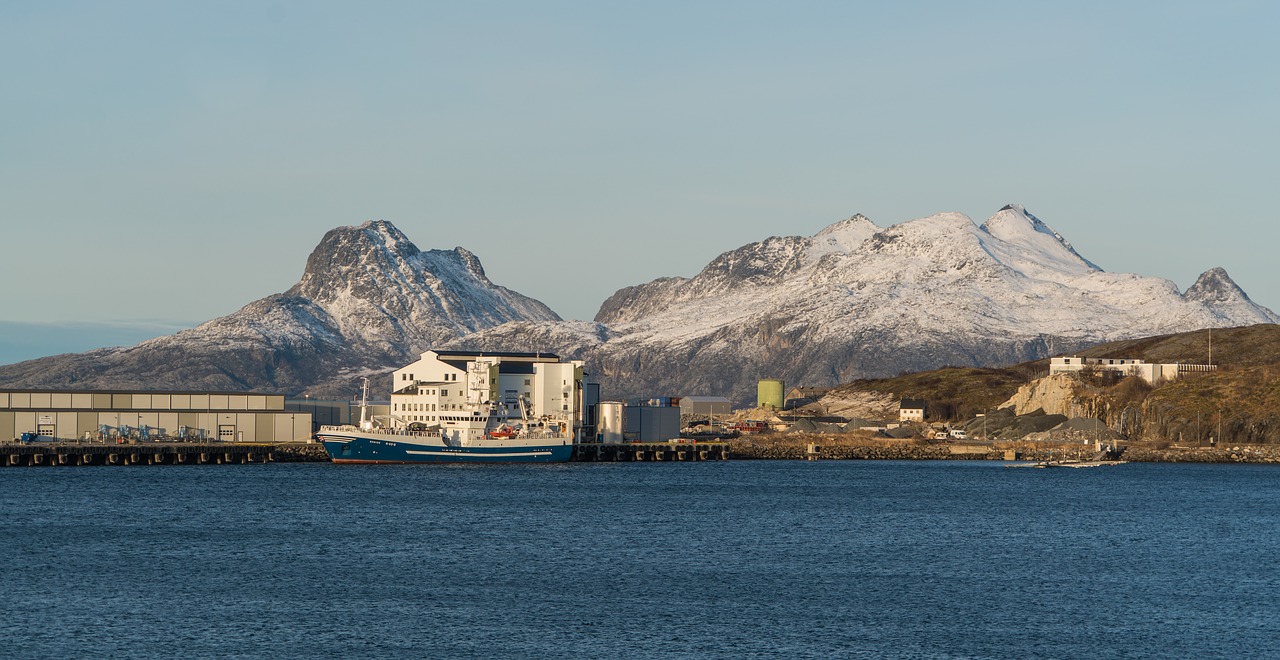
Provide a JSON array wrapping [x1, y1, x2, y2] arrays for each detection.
[[625, 404, 681, 442], [899, 398, 926, 423], [785, 386, 830, 409], [680, 395, 731, 418]]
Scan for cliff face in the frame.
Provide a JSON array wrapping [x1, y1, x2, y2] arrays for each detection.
[[1002, 375, 1090, 418]]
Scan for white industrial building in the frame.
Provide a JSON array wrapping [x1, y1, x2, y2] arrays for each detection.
[[0, 389, 313, 443], [389, 350, 589, 433], [1050, 356, 1216, 384]]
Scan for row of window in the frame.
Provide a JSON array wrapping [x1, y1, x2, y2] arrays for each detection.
[[402, 415, 483, 424], [400, 373, 461, 382]]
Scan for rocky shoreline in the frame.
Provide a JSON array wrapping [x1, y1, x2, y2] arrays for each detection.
[[271, 443, 331, 462], [725, 435, 1280, 464], [268, 440, 1280, 464]]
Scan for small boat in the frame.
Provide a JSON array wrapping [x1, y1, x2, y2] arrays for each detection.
[[1007, 459, 1128, 469]]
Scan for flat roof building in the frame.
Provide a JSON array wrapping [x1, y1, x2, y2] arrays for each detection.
[[0, 389, 312, 443]]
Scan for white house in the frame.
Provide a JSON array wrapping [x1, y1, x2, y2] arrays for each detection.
[[899, 398, 926, 422]]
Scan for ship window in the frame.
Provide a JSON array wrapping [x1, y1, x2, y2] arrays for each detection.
[[525, 379, 531, 386]]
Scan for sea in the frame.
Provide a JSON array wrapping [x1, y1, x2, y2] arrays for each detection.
[[3, 460, 1278, 659]]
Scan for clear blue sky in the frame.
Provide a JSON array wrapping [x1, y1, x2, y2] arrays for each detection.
[[2, 1, 1277, 363]]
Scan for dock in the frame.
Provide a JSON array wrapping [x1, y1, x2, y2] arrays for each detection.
[[572, 442, 728, 462], [0, 441, 319, 467], [1, 440, 727, 466]]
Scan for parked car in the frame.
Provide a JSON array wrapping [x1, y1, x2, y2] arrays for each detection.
[[950, 429, 968, 440]]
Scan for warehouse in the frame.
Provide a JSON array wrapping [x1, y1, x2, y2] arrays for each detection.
[[0, 389, 313, 443]]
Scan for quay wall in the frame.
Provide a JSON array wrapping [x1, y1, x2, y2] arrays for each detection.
[[0, 441, 330, 467]]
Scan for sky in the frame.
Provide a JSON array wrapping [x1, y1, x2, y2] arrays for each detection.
[[2, 1, 1278, 364]]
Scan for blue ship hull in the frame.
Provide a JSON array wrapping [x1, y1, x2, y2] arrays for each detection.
[[319, 432, 573, 464]]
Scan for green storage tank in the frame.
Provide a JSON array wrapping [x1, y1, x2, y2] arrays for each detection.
[[757, 378, 785, 410]]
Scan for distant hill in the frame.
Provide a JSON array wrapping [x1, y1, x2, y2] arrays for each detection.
[[816, 324, 1280, 444], [811, 366, 1037, 421]]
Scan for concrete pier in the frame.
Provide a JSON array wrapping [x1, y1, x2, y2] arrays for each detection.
[[572, 442, 729, 462], [0, 442, 298, 467]]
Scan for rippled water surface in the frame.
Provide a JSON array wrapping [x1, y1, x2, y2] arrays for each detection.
[[3, 460, 1278, 658]]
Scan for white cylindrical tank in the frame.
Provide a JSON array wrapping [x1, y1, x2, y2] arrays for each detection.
[[598, 401, 625, 444]]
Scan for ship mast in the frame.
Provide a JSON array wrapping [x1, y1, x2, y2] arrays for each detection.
[[358, 377, 371, 431]]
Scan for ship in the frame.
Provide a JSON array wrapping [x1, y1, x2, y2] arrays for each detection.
[[316, 350, 588, 463]]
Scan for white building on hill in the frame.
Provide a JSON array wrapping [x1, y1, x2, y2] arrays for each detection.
[[1050, 356, 1215, 384]]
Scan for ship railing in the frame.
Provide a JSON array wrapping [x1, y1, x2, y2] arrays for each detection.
[[318, 425, 442, 438]]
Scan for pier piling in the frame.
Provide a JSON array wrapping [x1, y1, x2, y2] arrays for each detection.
[[571, 442, 727, 463]]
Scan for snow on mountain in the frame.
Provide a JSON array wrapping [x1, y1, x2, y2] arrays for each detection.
[[978, 204, 1099, 280], [461, 205, 1278, 404], [0, 221, 560, 397], [1, 208, 1274, 405], [1182, 266, 1270, 323]]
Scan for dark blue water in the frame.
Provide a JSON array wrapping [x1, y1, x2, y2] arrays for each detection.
[[3, 461, 1278, 658]]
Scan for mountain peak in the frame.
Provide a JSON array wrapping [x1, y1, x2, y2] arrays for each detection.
[[1185, 267, 1250, 304], [980, 204, 1100, 274], [289, 221, 420, 301], [810, 213, 880, 257]]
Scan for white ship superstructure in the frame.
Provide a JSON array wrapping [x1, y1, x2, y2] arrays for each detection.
[[391, 350, 585, 442]]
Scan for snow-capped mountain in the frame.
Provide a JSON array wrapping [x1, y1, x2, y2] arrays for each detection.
[[0, 221, 559, 397], [1, 208, 1273, 404], [454, 205, 1277, 404]]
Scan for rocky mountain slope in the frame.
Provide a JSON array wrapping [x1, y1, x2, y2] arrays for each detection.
[[0, 221, 559, 397], [455, 205, 1278, 404]]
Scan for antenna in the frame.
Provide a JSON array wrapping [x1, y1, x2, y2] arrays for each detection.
[[1208, 327, 1212, 366]]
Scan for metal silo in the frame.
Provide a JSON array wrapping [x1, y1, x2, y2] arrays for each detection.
[[757, 379, 785, 410], [598, 401, 625, 444]]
